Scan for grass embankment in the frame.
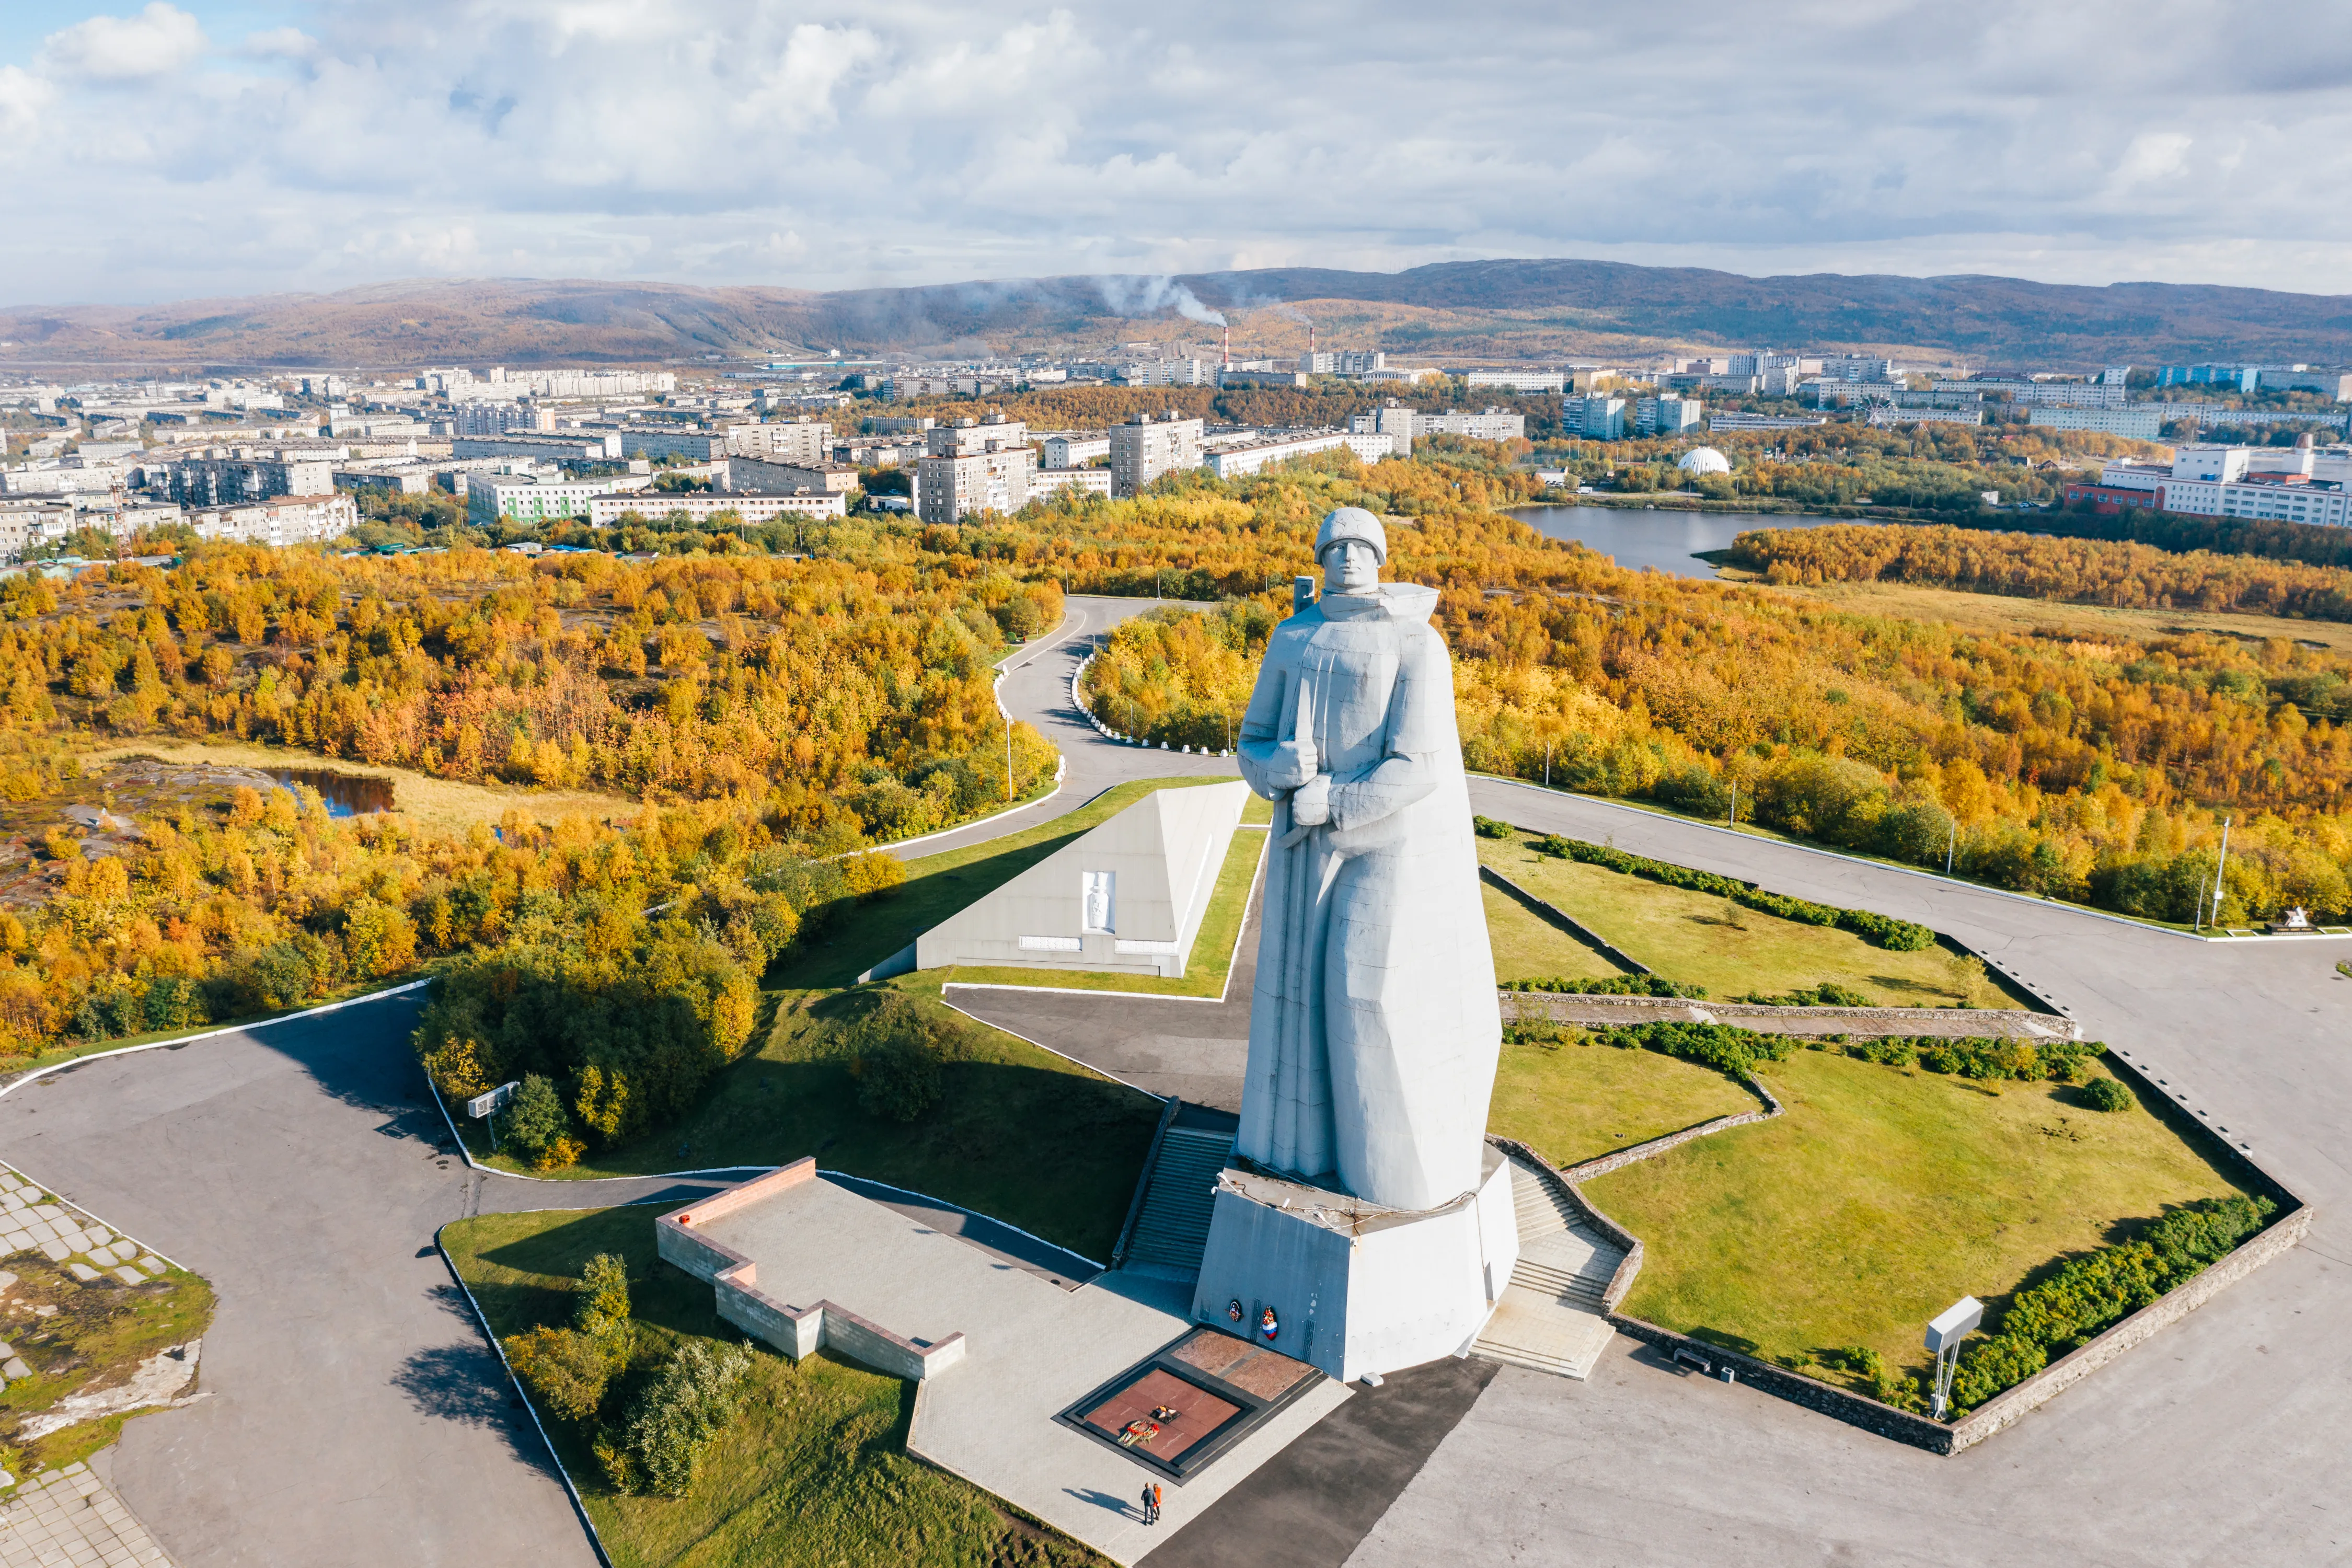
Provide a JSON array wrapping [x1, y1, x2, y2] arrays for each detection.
[[939, 826, 1266, 998], [1475, 830, 2017, 1008], [1584, 1048, 2254, 1392], [1481, 882, 1629, 986], [452, 777, 1252, 1257], [1488, 1032, 1758, 1169], [82, 740, 634, 833], [440, 1206, 1108, 1568]]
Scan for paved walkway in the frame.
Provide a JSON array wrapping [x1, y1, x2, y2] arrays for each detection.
[[687, 1171, 1350, 1566], [0, 1463, 172, 1567]]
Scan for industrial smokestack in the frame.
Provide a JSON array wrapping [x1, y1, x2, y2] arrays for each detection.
[[1221, 322, 1229, 369]]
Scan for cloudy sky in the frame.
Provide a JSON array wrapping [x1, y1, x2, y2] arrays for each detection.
[[4, 0, 2349, 307]]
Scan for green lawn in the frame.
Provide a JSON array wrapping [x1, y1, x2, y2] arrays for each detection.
[[773, 776, 1256, 991], [1489, 1034, 1759, 1170], [1482, 882, 1629, 986], [1584, 1050, 2253, 1391], [440, 1206, 1108, 1568], [1477, 831, 2017, 1008], [939, 827, 1265, 998]]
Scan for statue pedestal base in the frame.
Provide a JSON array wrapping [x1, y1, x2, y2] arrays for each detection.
[[1190, 1146, 1519, 1383]]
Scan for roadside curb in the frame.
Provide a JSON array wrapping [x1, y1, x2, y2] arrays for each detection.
[[433, 1225, 614, 1568]]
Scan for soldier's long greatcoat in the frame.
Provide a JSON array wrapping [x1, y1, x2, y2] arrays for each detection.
[[1235, 582, 1501, 1213]]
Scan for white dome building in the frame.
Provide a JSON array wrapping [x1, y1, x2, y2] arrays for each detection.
[[1677, 447, 1732, 476]]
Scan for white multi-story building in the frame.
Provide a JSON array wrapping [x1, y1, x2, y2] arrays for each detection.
[[1467, 371, 1565, 393], [1937, 379, 2129, 409], [1636, 396, 1703, 434], [2130, 442, 2352, 527], [590, 490, 845, 528], [2029, 407, 2165, 440], [1413, 407, 1526, 442], [1031, 467, 1114, 500], [1110, 412, 1204, 497], [1564, 397, 1626, 440], [166, 455, 335, 506], [1348, 404, 1418, 456], [725, 458, 861, 495], [467, 476, 645, 527], [1202, 430, 1398, 479], [451, 433, 621, 463], [727, 418, 832, 466], [1043, 434, 1110, 468], [915, 416, 1035, 521], [188, 495, 358, 547]]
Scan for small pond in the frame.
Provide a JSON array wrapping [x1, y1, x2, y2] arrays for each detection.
[[264, 768, 395, 817], [1512, 505, 1855, 579]]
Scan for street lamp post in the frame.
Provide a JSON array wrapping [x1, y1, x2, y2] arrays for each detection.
[[2211, 814, 2232, 929]]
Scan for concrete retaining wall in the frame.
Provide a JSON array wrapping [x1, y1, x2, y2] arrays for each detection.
[[1498, 989, 2080, 1042], [1558, 1075, 1784, 1185], [1949, 1200, 2311, 1451], [656, 1158, 968, 1381], [1531, 1043, 2315, 1452], [1479, 867, 1651, 974]]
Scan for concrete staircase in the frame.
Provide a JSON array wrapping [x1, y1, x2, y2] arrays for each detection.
[[1120, 1125, 1235, 1276], [1473, 1157, 1624, 1379]]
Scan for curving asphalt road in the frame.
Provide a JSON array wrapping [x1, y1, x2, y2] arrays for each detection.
[[6, 593, 2347, 1565]]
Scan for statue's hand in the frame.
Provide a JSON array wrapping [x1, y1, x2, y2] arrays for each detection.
[[1259, 739, 1318, 791], [1288, 773, 1331, 827]]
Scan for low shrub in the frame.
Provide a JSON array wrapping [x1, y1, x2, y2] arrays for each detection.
[[1949, 1195, 2275, 1416], [1585, 1020, 1795, 1080], [2079, 1077, 2135, 1112], [1473, 814, 1513, 839], [1739, 980, 1874, 1007], [1531, 836, 1935, 951], [1839, 1034, 2094, 1085], [839, 992, 978, 1122], [505, 1325, 619, 1423], [1501, 975, 1707, 998], [607, 1339, 756, 1497]]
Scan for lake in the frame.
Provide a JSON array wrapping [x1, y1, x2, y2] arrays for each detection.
[[1511, 505, 1849, 579]]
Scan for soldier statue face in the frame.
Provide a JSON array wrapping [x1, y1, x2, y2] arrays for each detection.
[[1321, 536, 1381, 595]]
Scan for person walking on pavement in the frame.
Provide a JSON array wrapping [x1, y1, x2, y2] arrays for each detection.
[[1140, 1481, 1157, 1524]]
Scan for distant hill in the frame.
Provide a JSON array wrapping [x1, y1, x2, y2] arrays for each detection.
[[6, 260, 2350, 371]]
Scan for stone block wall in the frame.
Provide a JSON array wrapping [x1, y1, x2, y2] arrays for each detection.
[[1498, 990, 2078, 1042]]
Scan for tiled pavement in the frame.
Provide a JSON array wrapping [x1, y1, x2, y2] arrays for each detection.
[[0, 1170, 167, 1296], [0, 1464, 172, 1567]]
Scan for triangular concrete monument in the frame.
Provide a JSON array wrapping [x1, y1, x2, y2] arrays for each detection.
[[916, 781, 1251, 979]]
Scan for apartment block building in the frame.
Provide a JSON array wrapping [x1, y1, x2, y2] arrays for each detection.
[[726, 457, 861, 495], [1109, 412, 1204, 497], [186, 495, 358, 547], [166, 455, 335, 507], [916, 415, 1035, 521]]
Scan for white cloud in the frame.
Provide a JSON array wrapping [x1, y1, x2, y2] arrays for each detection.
[[4, 0, 2352, 304], [38, 3, 206, 82], [0, 65, 54, 133]]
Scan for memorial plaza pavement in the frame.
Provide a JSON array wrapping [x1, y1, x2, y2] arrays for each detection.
[[0, 595, 2341, 1565]]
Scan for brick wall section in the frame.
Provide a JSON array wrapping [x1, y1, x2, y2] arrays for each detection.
[[655, 1157, 970, 1381], [1498, 990, 2079, 1042]]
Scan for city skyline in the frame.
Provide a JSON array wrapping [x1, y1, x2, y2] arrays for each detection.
[[3, 0, 2350, 306]]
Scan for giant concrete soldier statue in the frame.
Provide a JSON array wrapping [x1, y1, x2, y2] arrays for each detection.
[[1234, 506, 1502, 1213]]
